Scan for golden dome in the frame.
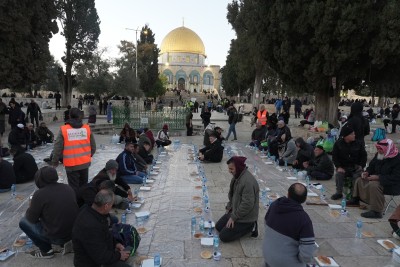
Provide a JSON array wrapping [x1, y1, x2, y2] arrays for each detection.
[[160, 26, 206, 56]]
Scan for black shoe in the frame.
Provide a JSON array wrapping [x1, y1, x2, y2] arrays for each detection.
[[346, 198, 360, 207], [361, 210, 382, 219], [331, 193, 343, 200], [251, 221, 258, 238]]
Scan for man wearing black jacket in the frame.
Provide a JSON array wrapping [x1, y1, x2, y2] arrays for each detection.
[[199, 132, 224, 163], [91, 160, 135, 204], [73, 190, 130, 267], [11, 146, 38, 183], [303, 145, 334, 180], [19, 167, 78, 258], [0, 156, 16, 192], [331, 125, 367, 200]]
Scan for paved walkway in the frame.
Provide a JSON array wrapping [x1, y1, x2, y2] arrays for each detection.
[[1, 112, 400, 266]]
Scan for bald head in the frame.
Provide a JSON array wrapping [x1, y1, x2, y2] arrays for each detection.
[[288, 183, 307, 203]]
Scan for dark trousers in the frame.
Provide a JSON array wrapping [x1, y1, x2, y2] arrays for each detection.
[[66, 168, 89, 196], [186, 123, 193, 136], [335, 166, 363, 194], [310, 170, 332, 180], [156, 140, 172, 147], [30, 115, 39, 128], [215, 213, 254, 243], [294, 108, 302, 118], [56, 100, 61, 110]]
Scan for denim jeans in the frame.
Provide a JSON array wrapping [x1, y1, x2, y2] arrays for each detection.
[[121, 171, 146, 184], [225, 123, 237, 140], [19, 217, 68, 252]]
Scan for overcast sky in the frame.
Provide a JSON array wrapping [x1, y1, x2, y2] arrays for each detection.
[[49, 0, 236, 67]]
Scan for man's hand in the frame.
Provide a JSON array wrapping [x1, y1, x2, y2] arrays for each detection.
[[199, 155, 204, 160], [293, 160, 298, 165], [303, 161, 309, 168], [337, 167, 345, 173], [119, 250, 130, 261], [115, 243, 125, 251], [226, 218, 235, 228], [361, 172, 369, 180]]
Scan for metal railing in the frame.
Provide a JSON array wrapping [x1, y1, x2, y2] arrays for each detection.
[[112, 106, 189, 130]]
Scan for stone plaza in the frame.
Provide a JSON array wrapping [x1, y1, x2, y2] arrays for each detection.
[[0, 110, 399, 267]]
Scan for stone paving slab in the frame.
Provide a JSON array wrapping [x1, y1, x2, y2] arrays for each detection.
[[1, 114, 400, 266]]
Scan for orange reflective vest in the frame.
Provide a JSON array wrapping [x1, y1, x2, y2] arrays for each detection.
[[257, 109, 268, 126], [61, 124, 92, 167]]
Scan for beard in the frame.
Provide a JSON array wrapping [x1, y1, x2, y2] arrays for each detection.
[[107, 171, 117, 181], [377, 153, 384, 160]]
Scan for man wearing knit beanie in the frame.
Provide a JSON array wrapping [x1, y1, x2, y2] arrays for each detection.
[[91, 159, 135, 204], [330, 125, 367, 200], [215, 156, 259, 242], [19, 167, 78, 258]]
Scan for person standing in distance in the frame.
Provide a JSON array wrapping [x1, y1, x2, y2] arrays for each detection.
[[52, 107, 96, 196]]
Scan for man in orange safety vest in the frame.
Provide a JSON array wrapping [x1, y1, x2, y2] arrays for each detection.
[[257, 105, 268, 127]]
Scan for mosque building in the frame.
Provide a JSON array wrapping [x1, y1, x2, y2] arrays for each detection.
[[158, 25, 220, 94]]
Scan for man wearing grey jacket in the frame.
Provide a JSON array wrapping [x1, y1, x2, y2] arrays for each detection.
[[279, 138, 297, 166], [216, 156, 259, 242], [263, 183, 317, 267]]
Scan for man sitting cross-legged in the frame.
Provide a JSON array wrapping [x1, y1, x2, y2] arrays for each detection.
[[116, 142, 146, 184], [199, 132, 224, 163], [19, 166, 78, 258], [263, 183, 317, 267], [346, 139, 400, 218]]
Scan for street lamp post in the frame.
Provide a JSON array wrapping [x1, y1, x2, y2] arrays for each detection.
[[125, 27, 141, 81]]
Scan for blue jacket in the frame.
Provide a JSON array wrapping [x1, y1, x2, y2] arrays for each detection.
[[115, 150, 137, 176]]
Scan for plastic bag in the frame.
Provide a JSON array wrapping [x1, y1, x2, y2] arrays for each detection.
[[323, 136, 335, 153], [111, 134, 119, 144]]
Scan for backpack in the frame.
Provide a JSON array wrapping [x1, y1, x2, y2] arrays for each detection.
[[371, 128, 386, 142], [111, 223, 141, 256]]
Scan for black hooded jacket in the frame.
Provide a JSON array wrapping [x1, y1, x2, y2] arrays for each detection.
[[26, 167, 78, 240], [345, 102, 370, 143], [13, 147, 38, 183]]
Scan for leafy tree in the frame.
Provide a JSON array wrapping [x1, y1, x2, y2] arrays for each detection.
[[227, 0, 266, 106], [75, 48, 113, 99], [58, 0, 100, 106], [43, 55, 63, 92], [220, 39, 254, 97], [228, 0, 400, 122], [0, 0, 58, 88], [137, 25, 160, 97], [113, 40, 142, 98]]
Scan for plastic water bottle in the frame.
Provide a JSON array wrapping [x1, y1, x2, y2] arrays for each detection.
[[204, 195, 209, 212], [213, 234, 220, 253], [191, 216, 196, 236], [320, 185, 326, 200], [154, 253, 161, 267], [305, 175, 310, 189], [284, 160, 288, 170], [261, 188, 267, 207], [121, 213, 126, 224], [355, 220, 363, 238], [199, 217, 205, 234], [11, 184, 16, 198], [341, 198, 347, 212], [26, 238, 33, 249], [142, 175, 146, 186]]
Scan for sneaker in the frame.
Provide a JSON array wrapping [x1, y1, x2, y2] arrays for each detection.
[[30, 249, 54, 259], [330, 193, 343, 200], [346, 198, 360, 207], [361, 210, 382, 219]]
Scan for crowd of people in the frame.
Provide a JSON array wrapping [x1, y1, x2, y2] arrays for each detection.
[[2, 92, 400, 266]]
